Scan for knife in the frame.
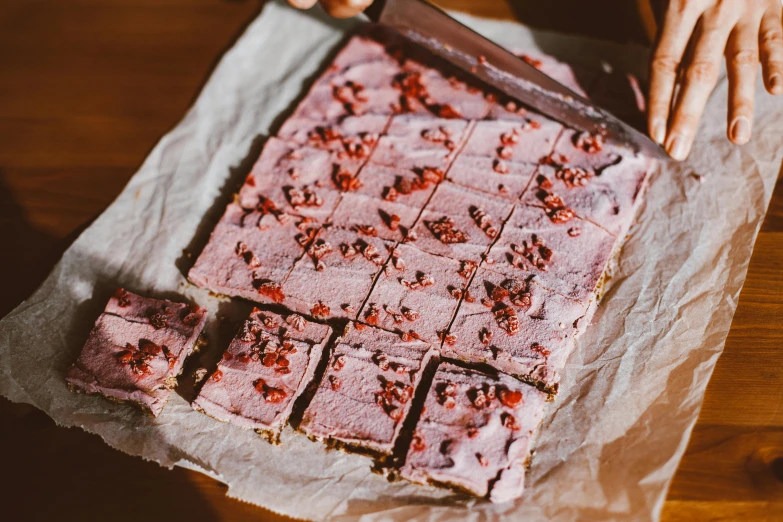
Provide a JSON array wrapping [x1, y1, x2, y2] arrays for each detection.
[[364, 0, 667, 159]]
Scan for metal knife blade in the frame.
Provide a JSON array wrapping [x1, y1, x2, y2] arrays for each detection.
[[365, 0, 667, 159]]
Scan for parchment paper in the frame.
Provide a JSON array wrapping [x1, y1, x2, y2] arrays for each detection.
[[1, 2, 781, 520]]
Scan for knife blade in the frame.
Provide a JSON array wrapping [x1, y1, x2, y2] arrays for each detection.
[[364, 0, 667, 159]]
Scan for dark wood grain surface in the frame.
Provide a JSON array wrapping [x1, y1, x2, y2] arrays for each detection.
[[1, 1, 781, 520]]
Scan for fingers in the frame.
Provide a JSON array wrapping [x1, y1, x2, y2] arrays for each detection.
[[319, 0, 374, 18], [726, 21, 760, 145], [288, 0, 318, 9], [647, 3, 702, 146], [665, 16, 733, 160], [759, 8, 783, 94]]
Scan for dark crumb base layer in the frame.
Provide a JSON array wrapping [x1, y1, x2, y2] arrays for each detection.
[[302, 433, 389, 462], [383, 450, 535, 500], [65, 381, 163, 417], [389, 451, 536, 500], [190, 401, 283, 445]]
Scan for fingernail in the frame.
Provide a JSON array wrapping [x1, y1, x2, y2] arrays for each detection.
[[771, 74, 783, 94], [651, 119, 666, 145], [730, 117, 751, 145], [665, 133, 689, 161]]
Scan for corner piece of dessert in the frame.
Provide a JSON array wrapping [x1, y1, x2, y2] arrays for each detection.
[[299, 323, 438, 457], [66, 288, 207, 417], [400, 362, 548, 503], [192, 308, 332, 442], [443, 267, 589, 394]]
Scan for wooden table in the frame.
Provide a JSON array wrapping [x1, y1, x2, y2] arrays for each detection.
[[1, 1, 781, 520]]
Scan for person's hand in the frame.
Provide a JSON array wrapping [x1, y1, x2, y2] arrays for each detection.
[[288, 0, 374, 19], [649, 0, 783, 160]]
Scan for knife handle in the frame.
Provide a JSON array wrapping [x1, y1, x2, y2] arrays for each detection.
[[363, 0, 387, 23]]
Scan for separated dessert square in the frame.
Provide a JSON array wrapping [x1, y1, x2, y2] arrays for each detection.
[[192, 308, 331, 440], [442, 268, 589, 393], [359, 244, 476, 343], [299, 324, 438, 456], [66, 289, 207, 417], [400, 362, 547, 503]]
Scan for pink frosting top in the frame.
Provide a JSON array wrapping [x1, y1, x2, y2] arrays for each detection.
[[188, 205, 312, 304], [443, 267, 589, 392], [330, 191, 421, 243], [525, 148, 651, 237], [193, 308, 331, 433], [282, 226, 394, 320], [447, 153, 538, 201], [486, 204, 618, 303], [401, 362, 548, 502], [371, 115, 469, 169], [359, 243, 475, 343], [300, 324, 437, 455], [462, 117, 562, 164], [237, 137, 362, 222], [67, 289, 207, 416], [348, 163, 438, 208], [409, 182, 514, 263]]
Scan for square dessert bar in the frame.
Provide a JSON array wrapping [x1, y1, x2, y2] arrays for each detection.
[[329, 188, 422, 244], [526, 139, 652, 237], [192, 308, 331, 440], [409, 182, 514, 263], [188, 203, 314, 304], [66, 289, 207, 417], [447, 153, 538, 201], [329, 162, 440, 243], [237, 137, 363, 223], [359, 243, 477, 343], [443, 268, 590, 393], [486, 203, 618, 304], [400, 362, 548, 503], [282, 226, 395, 320], [300, 324, 438, 456], [370, 115, 471, 169], [461, 116, 562, 165], [349, 163, 438, 209]]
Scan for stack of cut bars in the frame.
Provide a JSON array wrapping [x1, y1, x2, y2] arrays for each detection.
[[188, 27, 655, 502]]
